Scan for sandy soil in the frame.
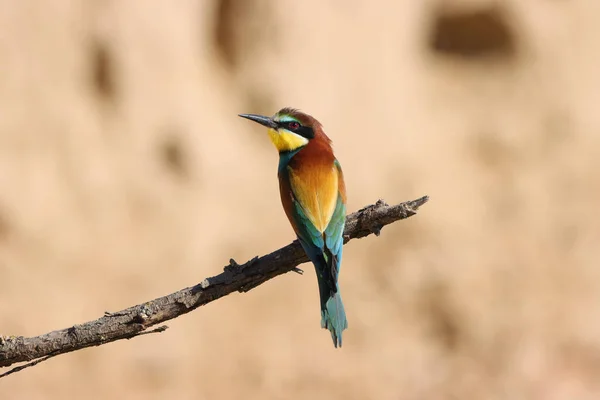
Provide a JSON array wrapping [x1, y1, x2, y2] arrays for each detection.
[[1, 1, 600, 399]]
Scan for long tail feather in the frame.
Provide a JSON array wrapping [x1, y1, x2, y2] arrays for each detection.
[[298, 237, 348, 347], [320, 290, 348, 348]]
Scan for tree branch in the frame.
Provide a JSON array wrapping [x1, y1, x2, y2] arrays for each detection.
[[0, 196, 429, 377]]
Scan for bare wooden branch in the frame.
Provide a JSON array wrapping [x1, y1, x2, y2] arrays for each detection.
[[0, 196, 429, 377]]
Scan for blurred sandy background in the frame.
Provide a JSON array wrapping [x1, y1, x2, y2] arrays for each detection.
[[1, 0, 600, 399]]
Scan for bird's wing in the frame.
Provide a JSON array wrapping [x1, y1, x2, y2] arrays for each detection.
[[287, 162, 339, 234], [283, 160, 346, 286], [322, 192, 346, 277], [323, 160, 346, 276]]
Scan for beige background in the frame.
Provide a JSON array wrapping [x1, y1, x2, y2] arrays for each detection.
[[1, 0, 600, 399]]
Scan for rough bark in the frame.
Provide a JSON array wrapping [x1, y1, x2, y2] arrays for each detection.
[[0, 196, 429, 378]]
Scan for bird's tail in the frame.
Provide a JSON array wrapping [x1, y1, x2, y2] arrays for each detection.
[[319, 283, 348, 348]]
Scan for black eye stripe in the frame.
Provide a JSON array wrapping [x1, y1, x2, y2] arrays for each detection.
[[277, 120, 314, 139], [277, 120, 298, 129], [297, 126, 314, 139]]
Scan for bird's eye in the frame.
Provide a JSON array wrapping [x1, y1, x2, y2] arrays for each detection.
[[288, 121, 300, 130]]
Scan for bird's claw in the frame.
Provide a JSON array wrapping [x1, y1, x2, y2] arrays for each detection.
[[292, 267, 304, 275]]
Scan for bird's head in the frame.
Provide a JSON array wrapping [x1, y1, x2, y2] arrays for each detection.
[[239, 107, 323, 153]]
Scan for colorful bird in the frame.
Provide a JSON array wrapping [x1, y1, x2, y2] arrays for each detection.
[[239, 108, 348, 347]]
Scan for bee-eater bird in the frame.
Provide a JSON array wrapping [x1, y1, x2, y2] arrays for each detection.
[[239, 108, 348, 347]]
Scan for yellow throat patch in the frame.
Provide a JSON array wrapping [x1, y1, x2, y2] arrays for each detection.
[[268, 128, 308, 152]]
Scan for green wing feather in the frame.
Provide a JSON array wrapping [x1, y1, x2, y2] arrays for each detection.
[[285, 162, 348, 347]]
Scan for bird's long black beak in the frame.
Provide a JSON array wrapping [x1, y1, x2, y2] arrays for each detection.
[[238, 113, 279, 129]]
